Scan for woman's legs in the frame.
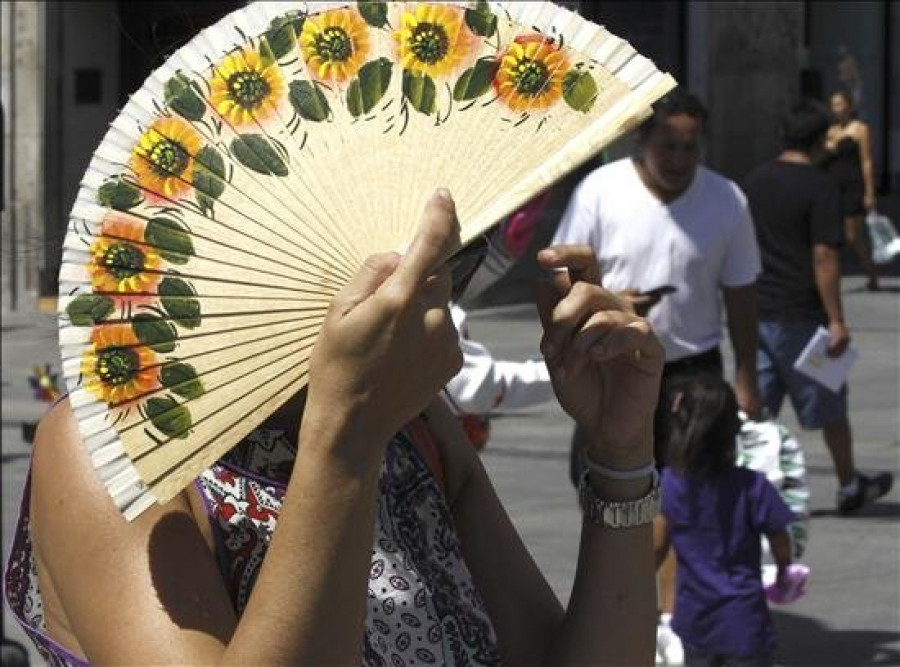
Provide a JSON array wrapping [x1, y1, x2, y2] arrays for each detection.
[[844, 215, 879, 290]]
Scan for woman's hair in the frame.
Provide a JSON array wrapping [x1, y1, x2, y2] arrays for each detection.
[[660, 374, 741, 477], [636, 87, 709, 142], [780, 98, 831, 152]]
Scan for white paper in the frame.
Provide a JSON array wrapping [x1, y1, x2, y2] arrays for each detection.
[[792, 326, 858, 393]]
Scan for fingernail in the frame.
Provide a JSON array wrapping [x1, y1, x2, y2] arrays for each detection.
[[435, 187, 453, 202]]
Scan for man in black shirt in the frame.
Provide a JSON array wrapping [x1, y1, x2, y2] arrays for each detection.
[[742, 99, 892, 513]]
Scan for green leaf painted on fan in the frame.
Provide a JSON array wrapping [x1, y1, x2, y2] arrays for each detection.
[[261, 13, 304, 64], [402, 71, 436, 116], [464, 1, 497, 37], [158, 277, 201, 329], [132, 314, 177, 353], [145, 216, 195, 265], [160, 362, 204, 400], [563, 70, 599, 113], [289, 81, 331, 122], [231, 134, 289, 176], [147, 396, 192, 439], [193, 146, 226, 213], [347, 57, 393, 117], [164, 72, 206, 121], [357, 1, 388, 27], [98, 177, 142, 211], [66, 294, 115, 326], [453, 57, 499, 101]]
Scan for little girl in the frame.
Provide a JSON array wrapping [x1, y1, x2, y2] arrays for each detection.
[[654, 374, 795, 667]]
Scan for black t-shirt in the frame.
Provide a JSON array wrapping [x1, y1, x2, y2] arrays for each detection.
[[741, 160, 843, 322]]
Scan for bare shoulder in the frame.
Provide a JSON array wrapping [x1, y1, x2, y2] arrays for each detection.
[[30, 397, 195, 562]]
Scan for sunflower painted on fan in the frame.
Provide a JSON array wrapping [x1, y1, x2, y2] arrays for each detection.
[[208, 49, 287, 128], [81, 325, 162, 406], [395, 3, 478, 79], [130, 117, 204, 201], [299, 6, 372, 82], [495, 34, 572, 112], [87, 212, 163, 304]]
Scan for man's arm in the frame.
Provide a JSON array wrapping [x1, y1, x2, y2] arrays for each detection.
[[722, 284, 762, 419], [812, 243, 850, 356]]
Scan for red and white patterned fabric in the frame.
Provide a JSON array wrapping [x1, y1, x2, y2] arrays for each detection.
[[5, 421, 501, 666]]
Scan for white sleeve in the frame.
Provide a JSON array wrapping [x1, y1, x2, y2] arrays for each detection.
[[445, 335, 504, 414], [493, 359, 554, 410], [445, 306, 554, 413], [721, 185, 762, 287], [551, 176, 599, 248]]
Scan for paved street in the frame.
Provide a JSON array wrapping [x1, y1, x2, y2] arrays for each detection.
[[2, 274, 898, 665]]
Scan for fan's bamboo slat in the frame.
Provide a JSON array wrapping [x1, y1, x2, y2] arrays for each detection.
[[59, 0, 677, 519]]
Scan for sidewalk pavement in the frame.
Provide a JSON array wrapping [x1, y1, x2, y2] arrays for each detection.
[[2, 274, 898, 666]]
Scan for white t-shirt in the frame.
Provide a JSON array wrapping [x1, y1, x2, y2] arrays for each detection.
[[553, 158, 760, 362]]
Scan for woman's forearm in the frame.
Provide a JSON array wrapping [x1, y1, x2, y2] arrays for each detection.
[[223, 404, 385, 665], [550, 473, 657, 666]]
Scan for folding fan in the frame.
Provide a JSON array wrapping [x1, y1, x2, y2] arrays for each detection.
[[59, 0, 677, 519]]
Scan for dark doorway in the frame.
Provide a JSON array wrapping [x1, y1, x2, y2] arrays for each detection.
[[41, 1, 244, 297], [116, 1, 245, 107]]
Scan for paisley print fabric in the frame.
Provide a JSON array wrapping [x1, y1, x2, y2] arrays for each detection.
[[4, 423, 501, 666]]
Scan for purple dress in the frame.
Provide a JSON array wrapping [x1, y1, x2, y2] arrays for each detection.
[[662, 466, 794, 656]]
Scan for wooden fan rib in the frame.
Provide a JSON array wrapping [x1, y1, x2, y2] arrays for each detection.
[[58, 309, 327, 370], [128, 365, 309, 519], [66, 207, 346, 290], [60, 234, 343, 296], [72, 333, 313, 489], [112, 95, 358, 283], [132, 351, 312, 500], [62, 314, 322, 386], [77, 326, 318, 454], [79, 155, 348, 287], [214, 14, 370, 269], [73, 179, 353, 293], [57, 258, 336, 307], [61, 312, 323, 425], [151, 48, 364, 276], [102, 113, 360, 284]]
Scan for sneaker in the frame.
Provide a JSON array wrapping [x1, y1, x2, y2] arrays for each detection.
[[837, 472, 894, 513]]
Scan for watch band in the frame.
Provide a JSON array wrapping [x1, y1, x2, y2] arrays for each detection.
[[577, 468, 661, 528]]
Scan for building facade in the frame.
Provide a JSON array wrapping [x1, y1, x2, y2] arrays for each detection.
[[2, 1, 898, 308]]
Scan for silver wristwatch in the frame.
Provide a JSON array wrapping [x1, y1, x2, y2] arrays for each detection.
[[577, 469, 661, 528]]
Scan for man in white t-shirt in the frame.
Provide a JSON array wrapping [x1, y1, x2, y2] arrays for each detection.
[[554, 88, 762, 440], [552, 89, 762, 667]]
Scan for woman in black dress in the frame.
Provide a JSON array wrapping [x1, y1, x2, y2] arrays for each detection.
[[820, 89, 879, 290]]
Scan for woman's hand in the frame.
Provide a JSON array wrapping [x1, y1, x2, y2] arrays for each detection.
[[305, 190, 464, 462], [536, 245, 663, 469]]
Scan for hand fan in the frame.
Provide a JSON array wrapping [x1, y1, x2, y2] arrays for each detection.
[[59, 0, 676, 519]]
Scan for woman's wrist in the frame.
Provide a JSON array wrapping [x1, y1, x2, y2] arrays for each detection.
[[586, 470, 655, 502], [299, 393, 391, 477]]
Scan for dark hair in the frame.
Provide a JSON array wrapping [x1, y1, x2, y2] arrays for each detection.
[[637, 88, 709, 141], [659, 374, 741, 477], [780, 98, 831, 151]]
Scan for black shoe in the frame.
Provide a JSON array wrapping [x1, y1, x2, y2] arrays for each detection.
[[837, 472, 894, 513]]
